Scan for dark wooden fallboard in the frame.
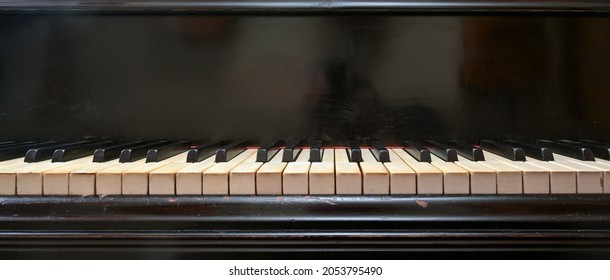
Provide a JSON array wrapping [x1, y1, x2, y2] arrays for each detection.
[[1, 195, 609, 258]]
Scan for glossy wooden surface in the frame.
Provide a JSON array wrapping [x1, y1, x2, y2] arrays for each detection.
[[1, 1, 610, 13], [0, 195, 609, 258]]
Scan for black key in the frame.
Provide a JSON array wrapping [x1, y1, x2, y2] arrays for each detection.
[[403, 141, 431, 163], [502, 140, 554, 161], [256, 140, 284, 163], [215, 140, 248, 162], [92, 141, 148, 162], [370, 141, 390, 162], [0, 141, 58, 161], [480, 140, 526, 161], [582, 140, 610, 147], [446, 140, 485, 161], [119, 140, 170, 163], [24, 141, 91, 163], [282, 140, 303, 162], [559, 140, 610, 160], [146, 141, 190, 163], [0, 141, 37, 150], [52, 140, 115, 162], [0, 141, 15, 146], [186, 141, 226, 163], [536, 140, 595, 161], [309, 140, 324, 162], [423, 140, 458, 162], [0, 141, 34, 149], [346, 141, 362, 163]]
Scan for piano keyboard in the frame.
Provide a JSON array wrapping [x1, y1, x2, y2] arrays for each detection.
[[0, 140, 609, 196]]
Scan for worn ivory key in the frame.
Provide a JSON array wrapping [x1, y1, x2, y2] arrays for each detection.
[[0, 158, 36, 195], [430, 154, 469, 194], [230, 152, 263, 195], [149, 162, 193, 195], [384, 149, 416, 194], [309, 149, 335, 195], [282, 149, 311, 195], [256, 149, 287, 195], [526, 157, 576, 194], [69, 161, 122, 196], [120, 152, 189, 195], [96, 159, 144, 195], [455, 156, 497, 194], [552, 154, 604, 194], [483, 151, 549, 194], [18, 156, 93, 195], [334, 149, 361, 194], [360, 148, 389, 194], [44, 161, 101, 196], [392, 148, 442, 194], [175, 155, 217, 195], [202, 149, 256, 195]]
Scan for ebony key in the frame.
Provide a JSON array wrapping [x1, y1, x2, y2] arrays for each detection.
[[446, 140, 485, 161], [92, 141, 148, 162], [502, 140, 554, 161], [52, 140, 115, 162], [536, 140, 594, 161], [0, 141, 58, 161], [480, 140, 525, 161], [282, 139, 303, 162], [25, 141, 91, 163], [186, 141, 226, 163], [119, 141, 170, 163], [347, 140, 362, 163], [423, 140, 458, 162], [370, 141, 390, 163], [559, 140, 610, 160], [215, 140, 248, 162], [146, 141, 190, 163], [256, 140, 284, 162], [309, 140, 324, 162], [403, 141, 431, 163]]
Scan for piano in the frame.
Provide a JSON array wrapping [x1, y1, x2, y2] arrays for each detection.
[[1, 0, 610, 258]]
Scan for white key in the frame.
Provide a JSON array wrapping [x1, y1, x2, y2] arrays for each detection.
[[552, 154, 604, 194], [384, 149, 416, 195], [479, 159, 523, 194], [586, 159, 610, 193], [455, 156, 497, 194], [526, 157, 576, 194], [175, 155, 217, 195], [392, 148, 442, 194], [121, 152, 189, 195], [17, 156, 93, 195], [149, 162, 192, 195], [360, 149, 389, 194], [230, 152, 262, 195], [483, 152, 549, 194], [256, 149, 287, 195], [309, 149, 334, 195], [0, 158, 31, 195], [360, 149, 390, 194], [430, 155, 469, 194], [96, 160, 145, 195], [334, 149, 362, 195], [69, 161, 122, 196], [202, 149, 256, 195], [44, 162, 95, 196], [282, 149, 310, 195]]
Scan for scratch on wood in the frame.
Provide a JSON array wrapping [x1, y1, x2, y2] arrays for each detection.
[[416, 200, 428, 208]]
